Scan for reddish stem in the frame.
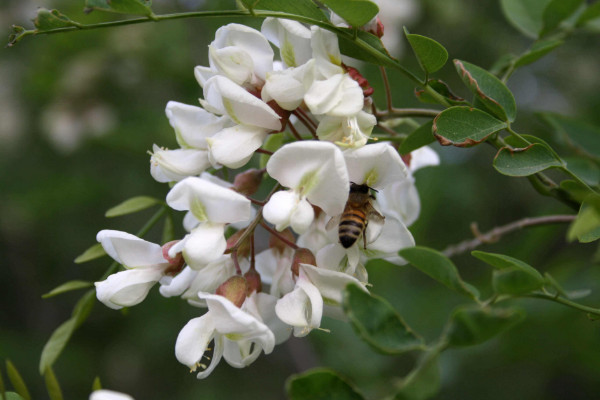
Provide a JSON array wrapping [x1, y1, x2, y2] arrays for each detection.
[[260, 221, 299, 250]]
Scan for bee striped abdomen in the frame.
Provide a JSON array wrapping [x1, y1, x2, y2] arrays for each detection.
[[339, 209, 366, 248]]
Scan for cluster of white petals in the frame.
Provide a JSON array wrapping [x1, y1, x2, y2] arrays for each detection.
[[94, 15, 439, 381]]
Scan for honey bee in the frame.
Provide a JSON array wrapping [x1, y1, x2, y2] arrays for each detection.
[[335, 183, 384, 249]]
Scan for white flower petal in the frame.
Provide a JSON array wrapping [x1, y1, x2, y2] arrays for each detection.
[[159, 266, 197, 298], [263, 190, 297, 232], [195, 335, 224, 379], [209, 45, 255, 86], [175, 313, 217, 369], [150, 145, 210, 183], [378, 177, 421, 226], [166, 176, 251, 223], [204, 75, 281, 131], [183, 223, 227, 268], [194, 66, 215, 88], [96, 230, 165, 267], [300, 263, 367, 305], [311, 26, 341, 68], [90, 389, 135, 400], [275, 274, 323, 337], [246, 292, 292, 345], [262, 18, 312, 67], [165, 101, 231, 149], [344, 142, 408, 189], [95, 266, 164, 309], [305, 74, 363, 117], [183, 256, 236, 301], [409, 146, 440, 172], [207, 125, 268, 169], [368, 216, 415, 254]]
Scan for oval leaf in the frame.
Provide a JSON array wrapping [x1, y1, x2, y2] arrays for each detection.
[[399, 121, 435, 155], [538, 112, 600, 158], [338, 29, 396, 68], [472, 251, 544, 295], [322, 0, 379, 27], [6, 393, 27, 400], [84, 0, 153, 16], [241, 0, 328, 21], [446, 306, 525, 347], [42, 280, 94, 299], [74, 243, 106, 264], [105, 196, 161, 217], [514, 39, 564, 68], [493, 143, 564, 176], [404, 28, 448, 74], [541, 0, 584, 36], [568, 194, 600, 243], [5, 361, 31, 400], [577, 2, 600, 26], [500, 0, 553, 38], [39, 290, 95, 375], [415, 79, 465, 105], [433, 106, 507, 147], [399, 246, 480, 301], [343, 284, 424, 354], [286, 368, 365, 400], [44, 367, 64, 400], [33, 9, 79, 31], [454, 60, 517, 122]]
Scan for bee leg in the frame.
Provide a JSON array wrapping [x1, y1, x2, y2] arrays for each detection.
[[363, 221, 368, 249]]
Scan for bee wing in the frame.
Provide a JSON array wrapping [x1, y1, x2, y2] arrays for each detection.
[[365, 203, 385, 223], [325, 214, 341, 231], [365, 203, 385, 244]]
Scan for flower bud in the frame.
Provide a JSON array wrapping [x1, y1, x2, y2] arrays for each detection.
[[215, 276, 249, 308], [226, 229, 251, 258], [233, 169, 264, 196], [291, 248, 316, 276], [345, 65, 374, 97], [401, 153, 412, 169], [162, 241, 185, 276], [268, 228, 296, 255], [244, 269, 262, 294]]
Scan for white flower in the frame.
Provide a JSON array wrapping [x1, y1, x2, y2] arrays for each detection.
[[263, 141, 349, 234], [343, 142, 408, 189], [90, 389, 134, 400], [175, 293, 275, 379], [316, 110, 377, 148], [255, 247, 295, 298], [94, 230, 171, 310], [261, 18, 312, 68], [275, 263, 368, 336], [166, 177, 251, 269], [206, 124, 269, 169], [261, 60, 314, 111], [165, 101, 232, 149], [149, 144, 210, 183]]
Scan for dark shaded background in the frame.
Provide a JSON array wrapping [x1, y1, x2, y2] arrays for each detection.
[[2, 0, 600, 398]]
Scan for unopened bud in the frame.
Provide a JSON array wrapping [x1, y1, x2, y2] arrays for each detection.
[[244, 269, 262, 295], [216, 276, 248, 308], [344, 65, 374, 97], [267, 100, 291, 130], [162, 241, 185, 276], [269, 228, 295, 255], [233, 169, 264, 196], [291, 248, 316, 276], [372, 17, 384, 38], [226, 229, 250, 258], [401, 153, 412, 168]]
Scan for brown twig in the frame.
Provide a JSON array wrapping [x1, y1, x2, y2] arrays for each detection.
[[292, 110, 318, 139], [260, 221, 299, 250], [379, 66, 393, 112], [375, 107, 440, 120], [442, 215, 576, 258], [288, 121, 305, 141]]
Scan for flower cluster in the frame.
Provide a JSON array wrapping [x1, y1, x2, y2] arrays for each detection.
[[95, 18, 438, 379]]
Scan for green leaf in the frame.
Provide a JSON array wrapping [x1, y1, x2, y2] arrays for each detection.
[[541, 0, 584, 36], [105, 196, 161, 217], [33, 9, 80, 31], [161, 213, 175, 244], [5, 394, 26, 400], [260, 133, 284, 169], [446, 306, 525, 347], [5, 361, 31, 400], [399, 121, 435, 155], [42, 280, 94, 299], [286, 368, 365, 400], [538, 112, 600, 159], [577, 2, 600, 26], [568, 195, 600, 243], [404, 28, 448, 74], [559, 180, 593, 203], [415, 80, 465, 105], [44, 367, 63, 400], [493, 143, 564, 176], [74, 243, 106, 264], [472, 251, 544, 295], [84, 0, 154, 16], [321, 0, 379, 27], [399, 246, 480, 301], [514, 39, 564, 68], [500, 0, 553, 38], [0, 366, 6, 400], [563, 157, 600, 186], [241, 0, 328, 21], [395, 353, 440, 400], [338, 29, 396, 67], [454, 60, 517, 122], [92, 376, 102, 391], [39, 290, 95, 375], [433, 106, 507, 147], [343, 284, 424, 354]]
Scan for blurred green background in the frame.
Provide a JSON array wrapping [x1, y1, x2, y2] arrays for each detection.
[[2, 0, 600, 399]]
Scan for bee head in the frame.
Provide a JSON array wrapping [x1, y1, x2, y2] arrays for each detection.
[[349, 182, 376, 194]]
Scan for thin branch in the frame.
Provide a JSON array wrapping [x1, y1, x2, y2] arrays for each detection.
[[376, 123, 400, 136], [255, 148, 273, 155], [288, 121, 305, 141], [291, 111, 317, 139], [379, 66, 393, 112], [260, 221, 299, 250], [231, 249, 242, 275], [525, 292, 600, 318], [295, 108, 318, 130], [375, 108, 441, 120], [442, 215, 576, 258]]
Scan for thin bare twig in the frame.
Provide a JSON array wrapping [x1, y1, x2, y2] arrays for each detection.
[[379, 66, 393, 112], [442, 215, 576, 258], [260, 221, 299, 250]]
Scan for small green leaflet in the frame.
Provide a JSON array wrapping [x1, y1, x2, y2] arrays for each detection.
[[433, 106, 507, 147], [286, 368, 365, 400], [577, 2, 600, 26], [472, 251, 544, 295], [500, 0, 553, 38], [74, 243, 106, 264], [540, 0, 584, 36], [33, 9, 80, 31], [321, 0, 379, 27], [42, 280, 94, 299], [404, 28, 448, 74], [446, 306, 526, 347], [239, 0, 328, 22], [514, 39, 564, 68], [399, 121, 435, 155], [343, 284, 424, 354], [84, 0, 154, 16], [44, 367, 64, 400], [568, 194, 600, 243], [5, 361, 31, 400], [105, 196, 161, 217], [493, 143, 564, 176], [415, 80, 465, 105]]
